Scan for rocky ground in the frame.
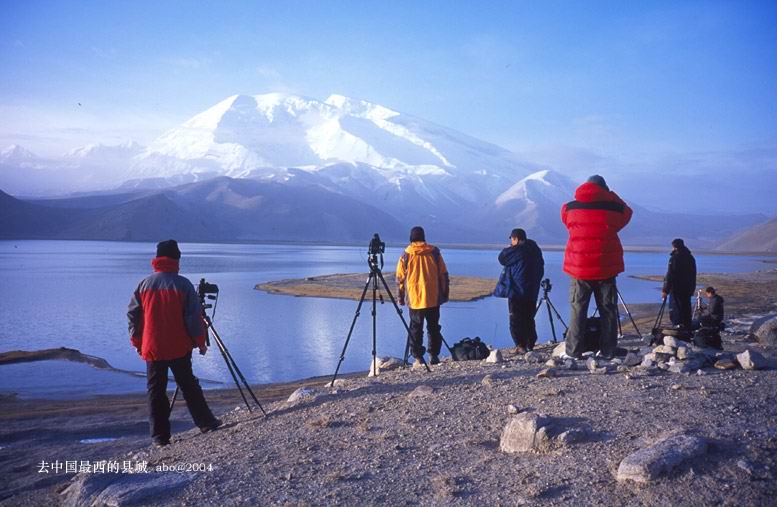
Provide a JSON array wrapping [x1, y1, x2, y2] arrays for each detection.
[[3, 268, 777, 506]]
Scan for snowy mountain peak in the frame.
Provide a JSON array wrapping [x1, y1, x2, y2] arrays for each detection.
[[495, 169, 577, 206], [1, 144, 37, 161], [66, 141, 143, 159]]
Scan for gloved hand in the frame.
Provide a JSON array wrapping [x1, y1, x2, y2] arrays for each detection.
[[199, 345, 207, 356]]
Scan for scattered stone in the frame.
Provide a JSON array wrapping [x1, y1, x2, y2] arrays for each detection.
[[411, 360, 427, 371], [657, 362, 670, 371], [287, 387, 318, 404], [737, 459, 756, 476], [668, 363, 691, 375], [676, 347, 690, 360], [714, 358, 737, 370], [507, 404, 520, 415], [663, 336, 684, 349], [616, 433, 708, 483], [655, 352, 675, 363], [61, 471, 196, 506], [736, 349, 768, 370], [367, 356, 403, 376], [551, 341, 566, 357], [750, 314, 777, 347], [486, 349, 504, 364], [622, 352, 642, 367], [537, 368, 557, 378], [641, 356, 656, 368], [524, 351, 544, 364], [557, 428, 588, 446], [696, 369, 705, 376], [617, 365, 630, 373], [654, 345, 676, 355], [325, 379, 346, 388], [586, 357, 598, 372], [481, 374, 496, 386], [671, 384, 682, 390], [500, 413, 552, 453], [545, 357, 561, 367], [561, 359, 577, 370], [408, 385, 434, 398]]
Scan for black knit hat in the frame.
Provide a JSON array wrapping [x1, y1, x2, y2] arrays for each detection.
[[156, 239, 181, 260], [409, 226, 426, 242], [510, 228, 527, 241], [672, 238, 685, 249], [586, 174, 609, 191]]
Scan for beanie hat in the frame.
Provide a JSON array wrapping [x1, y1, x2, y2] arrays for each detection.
[[156, 239, 181, 260], [409, 226, 426, 242], [586, 174, 609, 191], [672, 238, 685, 249]]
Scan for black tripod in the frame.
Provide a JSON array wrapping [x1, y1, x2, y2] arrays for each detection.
[[615, 288, 643, 339], [331, 234, 430, 385], [170, 279, 266, 416], [535, 278, 568, 343]]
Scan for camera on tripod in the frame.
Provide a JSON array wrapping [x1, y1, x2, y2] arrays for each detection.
[[197, 278, 219, 310], [367, 233, 386, 269], [541, 278, 552, 294]]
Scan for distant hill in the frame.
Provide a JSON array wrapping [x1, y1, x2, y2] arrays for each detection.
[[0, 178, 406, 242], [716, 216, 777, 253]]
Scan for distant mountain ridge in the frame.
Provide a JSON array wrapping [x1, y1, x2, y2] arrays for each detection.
[[716, 216, 777, 253], [0, 92, 769, 247]]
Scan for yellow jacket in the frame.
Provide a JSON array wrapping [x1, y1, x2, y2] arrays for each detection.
[[396, 242, 450, 309]]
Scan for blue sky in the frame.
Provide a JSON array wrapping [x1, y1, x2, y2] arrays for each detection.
[[1, 0, 776, 210]]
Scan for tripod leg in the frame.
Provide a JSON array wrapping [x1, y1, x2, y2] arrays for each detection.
[[376, 271, 431, 372], [331, 275, 373, 384], [208, 321, 267, 415], [371, 273, 378, 378], [169, 386, 179, 414], [545, 299, 558, 343], [617, 303, 623, 338], [546, 298, 569, 331], [617, 290, 643, 339], [210, 329, 252, 412]]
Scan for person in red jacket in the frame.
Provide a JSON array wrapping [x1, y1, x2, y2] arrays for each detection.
[[128, 240, 221, 447], [561, 175, 632, 359]]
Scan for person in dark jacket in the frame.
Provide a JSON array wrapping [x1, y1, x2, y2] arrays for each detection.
[[128, 240, 221, 447], [495, 228, 544, 353], [662, 238, 697, 330], [697, 286, 724, 329], [561, 175, 632, 359]]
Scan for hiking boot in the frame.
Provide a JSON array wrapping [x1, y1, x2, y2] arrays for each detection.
[[153, 438, 170, 448], [429, 354, 440, 365], [513, 346, 527, 355], [559, 352, 582, 361], [200, 418, 222, 434]]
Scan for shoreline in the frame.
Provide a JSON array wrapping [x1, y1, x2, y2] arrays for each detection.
[[2, 238, 776, 257]]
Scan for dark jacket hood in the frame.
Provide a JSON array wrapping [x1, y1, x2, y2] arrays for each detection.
[[499, 239, 541, 267]]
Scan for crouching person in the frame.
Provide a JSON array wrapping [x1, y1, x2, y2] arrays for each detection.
[[396, 226, 450, 365], [127, 240, 221, 447]]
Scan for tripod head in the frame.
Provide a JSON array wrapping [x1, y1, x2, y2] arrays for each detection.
[[540, 278, 552, 297], [367, 233, 385, 271], [197, 278, 220, 321]]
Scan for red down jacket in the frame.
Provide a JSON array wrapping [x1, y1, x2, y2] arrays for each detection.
[[127, 257, 206, 361], [561, 182, 633, 281]]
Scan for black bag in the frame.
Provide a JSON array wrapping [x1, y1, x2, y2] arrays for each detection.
[[583, 316, 601, 353], [451, 337, 490, 361], [693, 327, 722, 350]]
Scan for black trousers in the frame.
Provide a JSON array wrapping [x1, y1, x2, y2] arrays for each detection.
[[566, 277, 618, 358], [508, 297, 537, 350], [146, 352, 216, 442], [408, 306, 444, 358], [669, 292, 693, 329]]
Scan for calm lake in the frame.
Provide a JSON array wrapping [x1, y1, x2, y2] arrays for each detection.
[[0, 240, 768, 398]]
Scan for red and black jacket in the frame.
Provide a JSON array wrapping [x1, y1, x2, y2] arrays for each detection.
[[561, 182, 633, 281], [127, 257, 206, 361]]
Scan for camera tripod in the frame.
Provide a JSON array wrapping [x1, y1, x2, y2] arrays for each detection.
[[535, 278, 568, 343], [615, 288, 642, 339], [170, 279, 266, 416], [331, 235, 430, 385]]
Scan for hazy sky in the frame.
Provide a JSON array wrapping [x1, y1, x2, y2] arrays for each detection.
[[1, 0, 776, 207]]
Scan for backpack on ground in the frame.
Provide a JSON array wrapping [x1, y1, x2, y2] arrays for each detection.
[[693, 327, 722, 350], [451, 337, 490, 361]]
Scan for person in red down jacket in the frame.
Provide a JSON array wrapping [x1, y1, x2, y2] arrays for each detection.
[[561, 175, 632, 359], [128, 240, 221, 447]]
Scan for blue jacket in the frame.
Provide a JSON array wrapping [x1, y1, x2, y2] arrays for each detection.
[[494, 239, 544, 300]]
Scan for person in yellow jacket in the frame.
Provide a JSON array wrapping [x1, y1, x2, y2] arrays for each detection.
[[396, 226, 450, 365]]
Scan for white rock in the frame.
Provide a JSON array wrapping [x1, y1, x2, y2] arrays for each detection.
[[736, 349, 768, 370], [524, 351, 543, 364], [486, 349, 504, 363], [676, 346, 690, 360], [616, 434, 708, 483], [499, 413, 552, 453], [408, 385, 434, 398], [622, 352, 642, 367], [551, 341, 566, 358], [663, 336, 683, 349], [507, 404, 520, 415], [287, 387, 317, 403]]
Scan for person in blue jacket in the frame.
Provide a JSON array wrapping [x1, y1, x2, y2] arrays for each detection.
[[495, 228, 545, 353]]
